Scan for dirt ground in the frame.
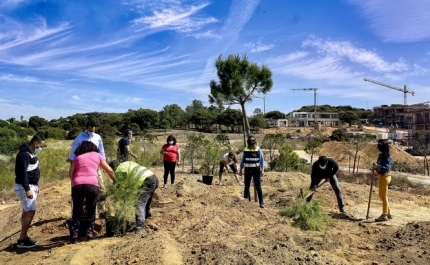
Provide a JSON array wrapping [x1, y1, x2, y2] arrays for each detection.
[[2, 165, 430, 264], [2, 129, 430, 265]]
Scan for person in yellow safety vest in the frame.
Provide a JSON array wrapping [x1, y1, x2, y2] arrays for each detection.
[[239, 135, 265, 208], [110, 160, 159, 234]]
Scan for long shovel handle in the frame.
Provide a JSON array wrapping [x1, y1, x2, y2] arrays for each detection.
[[304, 180, 328, 199], [366, 170, 375, 219]]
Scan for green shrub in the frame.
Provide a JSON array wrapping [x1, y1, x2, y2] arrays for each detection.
[[105, 170, 142, 236], [38, 126, 66, 140], [279, 196, 332, 231]]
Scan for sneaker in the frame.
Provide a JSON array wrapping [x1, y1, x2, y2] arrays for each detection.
[[17, 237, 37, 249], [219, 182, 223, 186], [163, 184, 167, 189], [24, 236, 38, 245], [87, 232, 96, 241], [375, 215, 389, 222], [133, 227, 143, 234], [71, 234, 78, 244], [387, 213, 393, 220], [259, 204, 265, 208], [340, 209, 347, 214], [238, 182, 244, 186]]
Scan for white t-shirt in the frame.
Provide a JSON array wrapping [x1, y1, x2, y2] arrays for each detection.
[[220, 153, 234, 165]]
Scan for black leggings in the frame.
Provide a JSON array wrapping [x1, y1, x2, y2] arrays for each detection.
[[163, 160, 176, 185], [71, 184, 99, 235]]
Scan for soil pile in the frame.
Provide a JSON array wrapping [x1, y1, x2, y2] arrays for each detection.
[[2, 166, 430, 264]]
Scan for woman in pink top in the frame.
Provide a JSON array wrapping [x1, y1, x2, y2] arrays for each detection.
[[160, 135, 180, 188], [68, 141, 116, 243]]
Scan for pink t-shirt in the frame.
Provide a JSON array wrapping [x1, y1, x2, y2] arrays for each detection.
[[161, 144, 180, 162], [72, 152, 104, 187]]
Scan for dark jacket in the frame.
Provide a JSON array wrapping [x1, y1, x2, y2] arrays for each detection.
[[15, 143, 40, 191], [310, 157, 339, 182]]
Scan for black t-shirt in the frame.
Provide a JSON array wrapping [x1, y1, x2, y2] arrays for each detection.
[[118, 137, 130, 156]]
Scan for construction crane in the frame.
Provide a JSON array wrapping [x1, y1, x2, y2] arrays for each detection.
[[363, 78, 415, 105], [291, 88, 318, 126]]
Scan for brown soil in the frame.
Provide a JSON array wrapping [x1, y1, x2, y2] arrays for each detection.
[[1, 129, 429, 265], [2, 166, 430, 265]]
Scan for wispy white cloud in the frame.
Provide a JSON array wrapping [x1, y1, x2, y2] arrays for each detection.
[[349, 0, 430, 42], [221, 0, 260, 38], [0, 17, 71, 52], [302, 37, 408, 72], [245, 40, 274, 53], [189, 30, 221, 39], [132, 2, 217, 33], [0, 74, 60, 85]]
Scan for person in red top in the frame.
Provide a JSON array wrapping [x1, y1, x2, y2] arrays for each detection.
[[160, 135, 180, 188], [68, 141, 117, 243]]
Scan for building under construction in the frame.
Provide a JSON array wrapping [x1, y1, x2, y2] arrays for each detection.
[[371, 103, 430, 144]]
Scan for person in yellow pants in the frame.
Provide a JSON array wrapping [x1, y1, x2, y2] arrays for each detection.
[[372, 139, 392, 222]]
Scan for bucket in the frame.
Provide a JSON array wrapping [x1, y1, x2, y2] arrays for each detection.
[[202, 175, 213, 185]]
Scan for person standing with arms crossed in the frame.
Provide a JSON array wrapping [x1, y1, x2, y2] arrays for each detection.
[[117, 129, 138, 162], [239, 135, 265, 208], [372, 139, 393, 222], [69, 120, 107, 215], [14, 134, 45, 248], [160, 135, 180, 188]]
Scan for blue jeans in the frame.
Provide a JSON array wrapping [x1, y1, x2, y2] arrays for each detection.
[[307, 175, 345, 212]]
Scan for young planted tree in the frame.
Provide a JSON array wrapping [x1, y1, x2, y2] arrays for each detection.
[[347, 134, 372, 173], [275, 144, 302, 172], [183, 133, 206, 174], [304, 137, 324, 164], [209, 54, 273, 145], [261, 133, 286, 169]]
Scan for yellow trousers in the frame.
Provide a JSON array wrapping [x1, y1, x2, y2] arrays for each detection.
[[378, 173, 391, 215]]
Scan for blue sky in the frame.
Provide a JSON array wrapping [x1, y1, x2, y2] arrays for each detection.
[[1, 0, 429, 121]]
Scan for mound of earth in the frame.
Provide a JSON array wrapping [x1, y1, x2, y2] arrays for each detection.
[[2, 166, 430, 265], [319, 141, 422, 169]]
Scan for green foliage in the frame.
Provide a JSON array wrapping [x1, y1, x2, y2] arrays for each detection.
[[0, 119, 9, 127], [37, 140, 71, 182], [217, 108, 242, 133], [0, 127, 27, 155], [304, 137, 324, 164], [262, 133, 286, 168], [200, 138, 226, 175], [264, 110, 285, 120], [29, 116, 49, 131], [273, 144, 302, 172], [183, 133, 206, 174], [331, 129, 348, 141], [279, 197, 332, 231], [105, 171, 142, 236], [209, 53, 273, 138], [37, 126, 66, 140], [249, 114, 266, 132], [0, 156, 17, 189], [214, 133, 230, 145]]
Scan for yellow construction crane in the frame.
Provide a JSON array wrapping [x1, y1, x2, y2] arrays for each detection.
[[363, 78, 415, 105], [291, 88, 318, 125]]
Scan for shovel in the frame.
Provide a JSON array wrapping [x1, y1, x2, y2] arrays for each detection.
[[301, 180, 328, 200]]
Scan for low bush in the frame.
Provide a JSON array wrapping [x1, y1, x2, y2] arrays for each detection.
[[279, 196, 332, 231]]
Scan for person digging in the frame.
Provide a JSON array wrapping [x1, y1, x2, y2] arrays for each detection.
[[307, 156, 347, 214], [218, 152, 243, 186]]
